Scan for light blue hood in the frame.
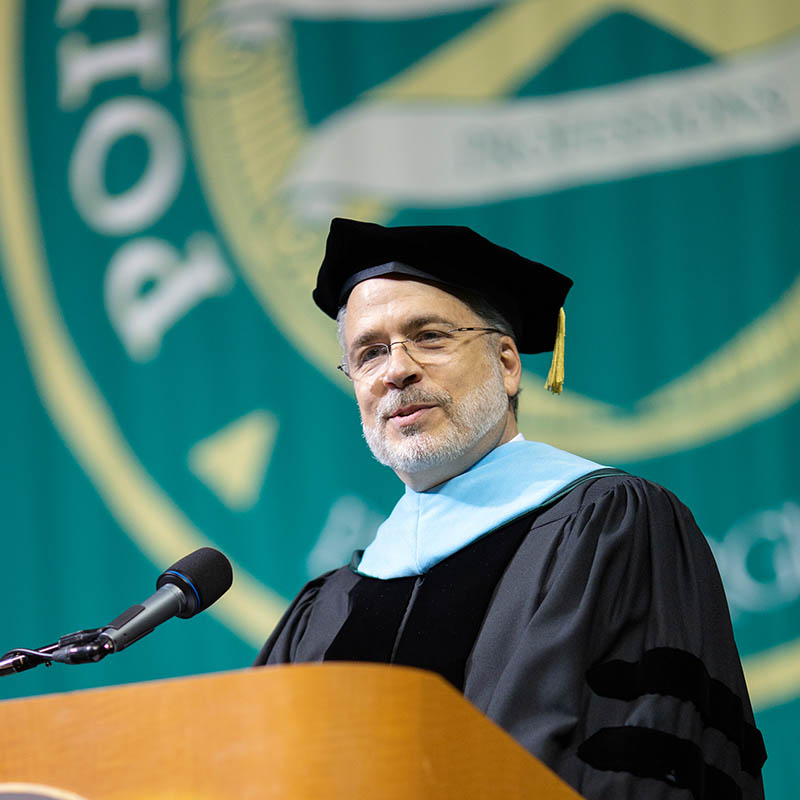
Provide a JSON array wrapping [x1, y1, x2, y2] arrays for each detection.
[[357, 439, 606, 579]]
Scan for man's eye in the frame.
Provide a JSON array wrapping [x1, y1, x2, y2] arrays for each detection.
[[414, 330, 449, 346], [359, 345, 387, 364]]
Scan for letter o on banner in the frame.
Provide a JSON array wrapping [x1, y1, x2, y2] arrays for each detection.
[[69, 97, 185, 236]]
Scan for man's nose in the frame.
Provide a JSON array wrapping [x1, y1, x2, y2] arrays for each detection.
[[380, 342, 422, 389]]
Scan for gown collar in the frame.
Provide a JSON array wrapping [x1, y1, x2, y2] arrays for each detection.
[[356, 439, 606, 579]]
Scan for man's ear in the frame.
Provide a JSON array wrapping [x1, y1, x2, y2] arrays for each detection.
[[498, 337, 522, 398]]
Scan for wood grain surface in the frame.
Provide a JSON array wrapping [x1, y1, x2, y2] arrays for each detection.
[[0, 664, 582, 799]]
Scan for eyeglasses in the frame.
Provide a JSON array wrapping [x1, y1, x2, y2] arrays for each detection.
[[338, 327, 504, 381]]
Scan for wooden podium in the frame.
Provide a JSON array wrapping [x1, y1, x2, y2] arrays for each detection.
[[0, 664, 582, 799]]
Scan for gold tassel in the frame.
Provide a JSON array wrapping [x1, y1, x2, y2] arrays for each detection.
[[544, 307, 566, 394]]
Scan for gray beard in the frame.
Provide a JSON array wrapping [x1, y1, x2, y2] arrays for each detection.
[[361, 365, 510, 475]]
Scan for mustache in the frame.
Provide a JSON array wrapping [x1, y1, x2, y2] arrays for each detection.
[[376, 387, 452, 420]]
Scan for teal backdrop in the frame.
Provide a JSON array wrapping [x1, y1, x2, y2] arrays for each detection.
[[1, 1, 799, 796]]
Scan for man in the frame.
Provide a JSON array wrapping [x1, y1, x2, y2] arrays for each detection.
[[256, 218, 766, 798]]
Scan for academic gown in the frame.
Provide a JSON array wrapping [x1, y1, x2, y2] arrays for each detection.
[[255, 473, 766, 799]]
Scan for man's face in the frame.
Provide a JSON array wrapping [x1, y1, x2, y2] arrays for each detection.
[[342, 277, 519, 484]]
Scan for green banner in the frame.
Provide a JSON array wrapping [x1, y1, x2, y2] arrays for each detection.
[[1, 2, 798, 796]]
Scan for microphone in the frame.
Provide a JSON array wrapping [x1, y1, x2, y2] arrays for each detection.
[[0, 548, 233, 674], [98, 547, 233, 653]]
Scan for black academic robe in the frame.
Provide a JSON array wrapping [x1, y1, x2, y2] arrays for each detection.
[[255, 473, 766, 799]]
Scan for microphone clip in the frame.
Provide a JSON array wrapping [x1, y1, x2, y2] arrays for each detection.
[[0, 628, 111, 677]]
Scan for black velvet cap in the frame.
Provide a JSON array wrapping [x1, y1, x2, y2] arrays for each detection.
[[313, 218, 572, 354]]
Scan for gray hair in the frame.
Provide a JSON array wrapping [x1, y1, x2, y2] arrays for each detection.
[[336, 285, 520, 419]]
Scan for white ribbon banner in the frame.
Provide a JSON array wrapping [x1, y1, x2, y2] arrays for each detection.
[[218, 0, 509, 21], [283, 35, 800, 218]]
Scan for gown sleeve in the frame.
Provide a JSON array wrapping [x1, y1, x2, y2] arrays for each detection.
[[252, 574, 327, 665], [473, 476, 766, 800]]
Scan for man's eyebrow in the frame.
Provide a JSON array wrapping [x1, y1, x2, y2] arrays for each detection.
[[349, 315, 456, 351], [405, 314, 456, 331]]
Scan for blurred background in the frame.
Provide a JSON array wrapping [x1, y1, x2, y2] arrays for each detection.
[[1, 0, 798, 795]]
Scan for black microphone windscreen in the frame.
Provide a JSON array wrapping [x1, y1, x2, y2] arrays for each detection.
[[157, 548, 233, 617]]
